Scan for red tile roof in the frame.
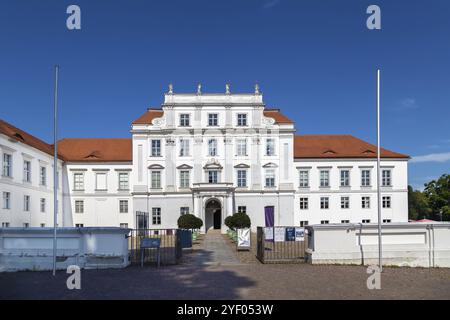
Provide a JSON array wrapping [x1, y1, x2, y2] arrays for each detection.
[[294, 135, 409, 159], [0, 119, 64, 159], [263, 109, 294, 124], [57, 138, 132, 162], [132, 109, 164, 124]]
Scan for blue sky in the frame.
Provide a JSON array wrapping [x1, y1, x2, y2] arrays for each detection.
[[0, 0, 449, 190]]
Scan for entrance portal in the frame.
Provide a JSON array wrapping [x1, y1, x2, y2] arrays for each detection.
[[205, 199, 222, 231]]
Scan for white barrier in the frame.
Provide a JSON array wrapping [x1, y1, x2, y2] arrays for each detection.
[[0, 227, 130, 272], [305, 222, 450, 268]]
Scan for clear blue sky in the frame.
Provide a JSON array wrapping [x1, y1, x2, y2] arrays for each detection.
[[1, 0, 449, 190]]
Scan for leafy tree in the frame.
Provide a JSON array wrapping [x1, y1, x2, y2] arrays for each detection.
[[423, 174, 450, 221], [408, 185, 432, 220], [177, 214, 203, 230], [225, 212, 251, 230]]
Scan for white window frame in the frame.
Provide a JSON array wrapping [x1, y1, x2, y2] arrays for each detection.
[[179, 139, 190, 157], [180, 170, 190, 188], [382, 196, 391, 208], [237, 169, 247, 187], [207, 170, 219, 184], [23, 195, 30, 212], [299, 197, 308, 210], [23, 160, 31, 183], [320, 170, 330, 187], [340, 169, 350, 187], [320, 197, 329, 209], [236, 139, 247, 156], [152, 207, 161, 225], [119, 200, 128, 213], [179, 114, 190, 127], [208, 139, 218, 156], [265, 169, 275, 188], [2, 153, 12, 177], [361, 169, 371, 187], [180, 207, 190, 215], [237, 113, 247, 126], [341, 196, 350, 209], [118, 172, 129, 190], [237, 206, 247, 214], [382, 169, 392, 187], [40, 198, 46, 213], [151, 171, 161, 189], [3, 192, 11, 209], [266, 138, 275, 156], [208, 113, 219, 126], [362, 196, 370, 209], [73, 173, 84, 191], [151, 139, 161, 157], [75, 200, 84, 214], [299, 170, 309, 188], [40, 166, 47, 186]]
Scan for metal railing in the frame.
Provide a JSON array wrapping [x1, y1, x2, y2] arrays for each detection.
[[256, 226, 307, 263], [128, 228, 181, 265]]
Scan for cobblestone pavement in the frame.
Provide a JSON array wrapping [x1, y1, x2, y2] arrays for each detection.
[[1, 231, 449, 300]]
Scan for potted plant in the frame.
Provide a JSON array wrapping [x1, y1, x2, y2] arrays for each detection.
[[177, 214, 203, 240]]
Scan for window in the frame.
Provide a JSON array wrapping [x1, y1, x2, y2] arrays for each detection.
[[151, 171, 161, 189], [265, 169, 275, 187], [180, 114, 190, 127], [237, 114, 247, 126], [96, 172, 107, 191], [383, 219, 392, 223], [266, 139, 275, 156], [362, 219, 371, 224], [152, 208, 161, 225], [382, 169, 392, 187], [320, 220, 329, 224], [382, 196, 391, 208], [75, 200, 84, 213], [300, 221, 309, 227], [341, 220, 350, 223], [23, 223, 29, 228], [40, 198, 46, 213], [120, 223, 128, 228], [179, 139, 190, 156], [237, 170, 247, 187], [236, 139, 247, 156], [320, 197, 329, 209], [74, 173, 84, 191], [23, 195, 30, 211], [40, 166, 47, 186], [300, 197, 309, 210], [237, 206, 246, 214], [180, 207, 189, 215], [119, 200, 128, 213], [40, 223, 45, 228], [341, 196, 350, 209], [180, 170, 190, 188], [151, 140, 161, 157], [118, 172, 129, 190], [23, 160, 31, 182], [362, 196, 370, 209], [299, 170, 309, 187], [2, 153, 12, 177], [75, 224, 84, 228], [3, 192, 10, 209], [361, 170, 371, 186], [208, 113, 218, 126], [340, 170, 350, 187], [2, 222, 10, 228], [320, 170, 330, 187], [208, 170, 218, 184], [208, 139, 218, 156]]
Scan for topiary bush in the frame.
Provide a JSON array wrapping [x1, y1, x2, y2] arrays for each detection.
[[232, 212, 251, 229], [178, 214, 202, 230]]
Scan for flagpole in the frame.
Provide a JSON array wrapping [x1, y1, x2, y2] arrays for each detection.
[[52, 65, 59, 276], [376, 69, 383, 272]]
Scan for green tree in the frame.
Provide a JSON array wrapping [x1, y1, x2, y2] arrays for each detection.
[[423, 174, 450, 221], [408, 185, 432, 220]]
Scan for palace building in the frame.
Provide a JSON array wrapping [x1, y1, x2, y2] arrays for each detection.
[[0, 85, 409, 232]]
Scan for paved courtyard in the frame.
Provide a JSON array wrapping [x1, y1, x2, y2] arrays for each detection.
[[1, 232, 449, 300]]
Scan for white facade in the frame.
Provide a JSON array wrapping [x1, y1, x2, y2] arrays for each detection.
[[1, 87, 409, 231]]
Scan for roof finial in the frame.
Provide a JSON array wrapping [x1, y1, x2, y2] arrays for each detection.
[[225, 83, 230, 94], [197, 83, 202, 95], [255, 83, 260, 94], [168, 83, 173, 94]]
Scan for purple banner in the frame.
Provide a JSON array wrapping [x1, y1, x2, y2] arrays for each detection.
[[264, 206, 274, 227]]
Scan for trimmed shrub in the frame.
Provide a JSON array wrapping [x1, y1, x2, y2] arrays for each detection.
[[178, 214, 202, 230], [225, 212, 251, 231]]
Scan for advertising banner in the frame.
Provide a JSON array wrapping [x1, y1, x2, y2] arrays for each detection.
[[295, 227, 305, 241], [237, 228, 251, 250]]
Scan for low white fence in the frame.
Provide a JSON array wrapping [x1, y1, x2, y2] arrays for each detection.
[[0, 227, 130, 272], [305, 222, 450, 268]]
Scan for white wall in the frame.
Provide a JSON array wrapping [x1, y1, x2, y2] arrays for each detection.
[[305, 222, 450, 267], [0, 227, 130, 272]]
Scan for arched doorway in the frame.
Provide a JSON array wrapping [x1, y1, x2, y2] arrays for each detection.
[[205, 199, 222, 231]]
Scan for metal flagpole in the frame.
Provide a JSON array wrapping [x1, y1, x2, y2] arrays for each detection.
[[376, 69, 383, 272], [52, 65, 59, 276]]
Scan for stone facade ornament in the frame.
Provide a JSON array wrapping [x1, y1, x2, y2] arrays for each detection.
[[168, 83, 173, 94], [225, 83, 230, 94], [255, 83, 260, 94], [197, 83, 202, 95]]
